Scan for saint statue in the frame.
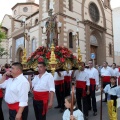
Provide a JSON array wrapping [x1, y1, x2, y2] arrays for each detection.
[[45, 15, 58, 48]]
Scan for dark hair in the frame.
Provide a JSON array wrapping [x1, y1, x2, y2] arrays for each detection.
[[65, 95, 76, 106], [81, 62, 85, 66], [110, 76, 117, 81], [89, 59, 93, 63], [5, 63, 9, 69], [12, 62, 23, 71], [38, 62, 46, 66], [113, 63, 116, 66], [103, 61, 108, 65]]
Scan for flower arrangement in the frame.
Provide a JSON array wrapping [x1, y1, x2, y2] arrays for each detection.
[[27, 46, 78, 70]]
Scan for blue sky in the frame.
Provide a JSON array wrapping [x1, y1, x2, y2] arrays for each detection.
[[0, 0, 120, 22]]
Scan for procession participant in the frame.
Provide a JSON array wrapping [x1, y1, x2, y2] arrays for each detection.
[[73, 62, 90, 120], [112, 63, 119, 85], [54, 71, 65, 112], [31, 62, 55, 120], [0, 62, 30, 120], [102, 76, 120, 120], [112, 63, 119, 78], [0, 74, 4, 120], [63, 70, 72, 97], [87, 60, 99, 116], [63, 96, 84, 120], [101, 61, 114, 102]]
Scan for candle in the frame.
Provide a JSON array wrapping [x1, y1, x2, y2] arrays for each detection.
[[58, 22, 62, 27], [72, 32, 76, 36], [49, 2, 53, 9], [76, 28, 79, 32], [41, 22, 44, 28], [22, 18, 26, 22]]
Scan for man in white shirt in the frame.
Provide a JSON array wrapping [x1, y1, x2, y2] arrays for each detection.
[[101, 61, 113, 102], [73, 62, 90, 120], [54, 71, 65, 112], [31, 62, 55, 120], [0, 62, 30, 120], [87, 60, 99, 116], [112, 63, 119, 78]]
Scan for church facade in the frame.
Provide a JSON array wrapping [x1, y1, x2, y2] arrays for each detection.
[[1, 0, 114, 65]]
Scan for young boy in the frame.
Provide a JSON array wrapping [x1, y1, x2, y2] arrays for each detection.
[[63, 96, 84, 120], [103, 76, 120, 120]]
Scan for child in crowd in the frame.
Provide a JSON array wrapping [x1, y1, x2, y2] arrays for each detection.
[[63, 96, 84, 120], [103, 76, 120, 120]]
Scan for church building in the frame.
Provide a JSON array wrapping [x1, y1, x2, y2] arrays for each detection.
[[1, 0, 114, 65]]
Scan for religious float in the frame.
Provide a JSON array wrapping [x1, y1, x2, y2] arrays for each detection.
[[21, 3, 83, 75]]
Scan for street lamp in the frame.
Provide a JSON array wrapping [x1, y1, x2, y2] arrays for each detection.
[[73, 19, 82, 70], [22, 18, 26, 48], [21, 18, 30, 67]]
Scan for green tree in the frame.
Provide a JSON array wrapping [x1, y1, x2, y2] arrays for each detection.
[[0, 47, 8, 58], [0, 26, 8, 58], [0, 26, 6, 42]]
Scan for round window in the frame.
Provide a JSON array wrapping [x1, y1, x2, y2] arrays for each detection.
[[89, 2, 99, 22], [23, 7, 28, 12]]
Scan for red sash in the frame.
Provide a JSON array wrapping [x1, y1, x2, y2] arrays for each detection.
[[102, 76, 111, 82], [64, 76, 71, 82], [90, 78, 96, 90], [76, 81, 86, 97], [7, 102, 19, 112], [54, 80, 64, 85], [0, 89, 3, 98], [33, 91, 49, 115], [90, 78, 96, 85], [54, 80, 64, 92]]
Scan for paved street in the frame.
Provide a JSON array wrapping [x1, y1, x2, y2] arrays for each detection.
[[2, 90, 120, 120]]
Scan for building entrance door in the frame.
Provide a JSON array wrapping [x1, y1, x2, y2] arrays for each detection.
[[90, 45, 97, 65]]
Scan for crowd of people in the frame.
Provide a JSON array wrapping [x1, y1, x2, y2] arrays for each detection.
[[0, 61, 120, 120]]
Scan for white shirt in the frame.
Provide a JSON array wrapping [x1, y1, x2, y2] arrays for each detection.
[[112, 68, 119, 77], [63, 70, 72, 76], [32, 71, 55, 92], [101, 66, 113, 76], [63, 108, 84, 120], [54, 72, 64, 81], [86, 67, 99, 85], [0, 74, 30, 107], [74, 70, 90, 86], [104, 84, 120, 97]]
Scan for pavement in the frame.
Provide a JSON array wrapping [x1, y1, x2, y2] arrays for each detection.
[[2, 89, 120, 120]]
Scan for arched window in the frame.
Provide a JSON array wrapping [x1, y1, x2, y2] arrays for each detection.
[[32, 38, 36, 52], [10, 46, 12, 58], [109, 43, 112, 56], [69, 0, 73, 11], [69, 32, 73, 48], [35, 19, 38, 25]]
